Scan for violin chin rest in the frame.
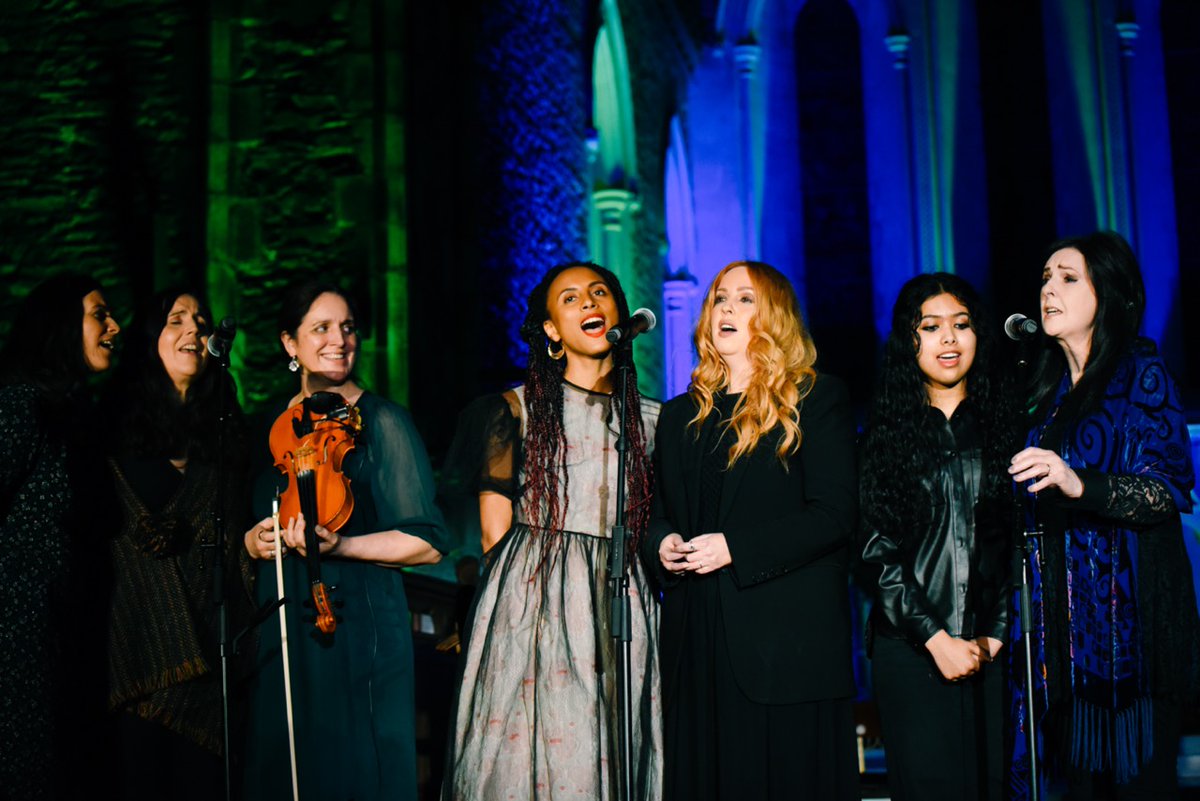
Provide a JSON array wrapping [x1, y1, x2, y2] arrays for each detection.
[[306, 391, 346, 415]]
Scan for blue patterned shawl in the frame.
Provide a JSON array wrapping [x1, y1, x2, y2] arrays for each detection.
[[1009, 347, 1195, 799]]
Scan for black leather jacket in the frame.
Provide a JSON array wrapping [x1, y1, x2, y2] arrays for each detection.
[[861, 404, 1010, 647]]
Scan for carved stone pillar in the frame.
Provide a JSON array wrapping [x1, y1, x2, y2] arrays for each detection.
[[735, 40, 761, 260], [593, 186, 639, 287], [662, 274, 699, 398]]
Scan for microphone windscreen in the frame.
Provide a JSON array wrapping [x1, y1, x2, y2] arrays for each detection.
[[1004, 313, 1038, 341], [632, 308, 657, 332]]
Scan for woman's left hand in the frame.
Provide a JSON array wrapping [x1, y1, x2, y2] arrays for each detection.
[[682, 532, 732, 575], [1009, 447, 1084, 498], [976, 636, 1004, 660], [281, 511, 342, 557]]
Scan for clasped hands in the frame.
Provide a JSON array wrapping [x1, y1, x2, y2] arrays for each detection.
[[658, 532, 731, 576], [925, 630, 1003, 682], [243, 511, 342, 561]]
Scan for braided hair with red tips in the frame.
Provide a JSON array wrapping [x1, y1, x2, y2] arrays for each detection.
[[517, 262, 653, 558]]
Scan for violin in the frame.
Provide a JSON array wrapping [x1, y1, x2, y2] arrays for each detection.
[[269, 391, 363, 633]]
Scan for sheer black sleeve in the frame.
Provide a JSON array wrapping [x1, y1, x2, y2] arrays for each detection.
[[359, 394, 450, 553], [442, 392, 523, 500], [1072, 469, 1181, 527]]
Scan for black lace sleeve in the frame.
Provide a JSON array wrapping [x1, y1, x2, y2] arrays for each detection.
[[1071, 468, 1180, 527], [442, 392, 523, 500]]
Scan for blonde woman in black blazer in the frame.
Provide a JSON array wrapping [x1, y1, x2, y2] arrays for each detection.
[[642, 261, 859, 801]]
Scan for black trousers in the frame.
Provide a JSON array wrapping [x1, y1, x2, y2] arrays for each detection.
[[872, 633, 1004, 801], [115, 712, 223, 801]]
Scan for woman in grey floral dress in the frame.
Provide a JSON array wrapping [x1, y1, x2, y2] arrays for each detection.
[[444, 262, 662, 800]]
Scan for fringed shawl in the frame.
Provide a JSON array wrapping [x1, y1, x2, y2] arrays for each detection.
[[1009, 347, 1199, 799], [107, 459, 253, 754]]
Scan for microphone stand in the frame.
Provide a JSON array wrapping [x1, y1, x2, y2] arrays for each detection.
[[1015, 512, 1042, 801], [607, 351, 636, 801], [206, 327, 287, 801], [205, 343, 236, 801], [1011, 333, 1041, 800]]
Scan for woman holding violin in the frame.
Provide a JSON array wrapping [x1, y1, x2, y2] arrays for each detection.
[[243, 281, 448, 801], [0, 274, 120, 799], [98, 287, 255, 800]]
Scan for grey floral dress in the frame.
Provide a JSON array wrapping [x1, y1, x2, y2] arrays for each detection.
[[445, 382, 663, 800]]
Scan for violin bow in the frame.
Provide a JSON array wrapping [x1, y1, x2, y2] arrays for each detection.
[[273, 494, 300, 801]]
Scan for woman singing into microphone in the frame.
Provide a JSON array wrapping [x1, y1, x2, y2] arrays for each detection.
[[444, 262, 662, 800], [645, 261, 859, 801], [99, 287, 256, 800], [1007, 232, 1200, 799], [859, 273, 1017, 801]]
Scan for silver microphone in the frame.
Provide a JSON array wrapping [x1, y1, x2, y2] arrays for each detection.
[[606, 308, 657, 345], [1004, 313, 1039, 341], [206, 317, 238, 359]]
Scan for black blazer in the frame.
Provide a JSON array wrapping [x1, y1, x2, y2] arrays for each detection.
[[643, 374, 858, 705]]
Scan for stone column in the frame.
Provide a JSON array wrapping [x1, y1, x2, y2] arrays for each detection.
[[1116, 17, 1141, 252], [662, 274, 699, 398], [735, 40, 761, 260], [475, 0, 589, 371], [593, 186, 640, 290], [884, 31, 921, 275]]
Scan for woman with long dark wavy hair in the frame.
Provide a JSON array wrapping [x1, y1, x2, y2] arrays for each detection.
[[644, 261, 859, 800], [444, 262, 661, 800], [98, 287, 257, 799], [1007, 231, 1199, 799], [0, 274, 120, 799], [859, 272, 1017, 801]]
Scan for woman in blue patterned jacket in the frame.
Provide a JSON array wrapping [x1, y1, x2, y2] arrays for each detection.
[[1007, 230, 1200, 800]]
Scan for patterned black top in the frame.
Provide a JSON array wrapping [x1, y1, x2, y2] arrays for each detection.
[[0, 383, 75, 799]]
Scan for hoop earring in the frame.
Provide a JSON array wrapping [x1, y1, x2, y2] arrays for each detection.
[[547, 341, 565, 361], [288, 357, 300, 373]]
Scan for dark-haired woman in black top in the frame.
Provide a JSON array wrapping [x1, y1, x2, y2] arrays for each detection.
[[0, 274, 120, 799], [99, 287, 258, 800], [859, 272, 1017, 801]]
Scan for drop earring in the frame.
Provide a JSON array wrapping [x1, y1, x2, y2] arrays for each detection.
[[288, 357, 300, 373]]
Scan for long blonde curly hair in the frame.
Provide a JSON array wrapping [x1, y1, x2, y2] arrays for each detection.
[[689, 261, 818, 468]]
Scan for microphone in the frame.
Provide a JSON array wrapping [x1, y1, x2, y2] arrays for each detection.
[[206, 317, 238, 359], [1004, 313, 1039, 341], [606, 308, 657, 345]]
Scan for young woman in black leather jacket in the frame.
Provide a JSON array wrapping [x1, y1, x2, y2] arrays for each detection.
[[859, 272, 1018, 801]]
